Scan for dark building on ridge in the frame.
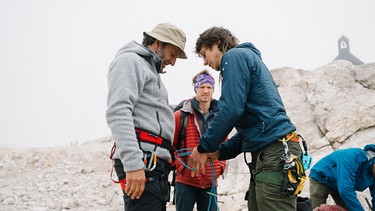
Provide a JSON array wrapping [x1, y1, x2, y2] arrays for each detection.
[[334, 35, 364, 66]]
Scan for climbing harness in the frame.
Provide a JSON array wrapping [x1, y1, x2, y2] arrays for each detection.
[[135, 128, 174, 157], [278, 132, 312, 170], [244, 131, 311, 210], [280, 135, 307, 195], [143, 150, 157, 172], [299, 134, 312, 170], [109, 128, 174, 188], [135, 128, 174, 172]]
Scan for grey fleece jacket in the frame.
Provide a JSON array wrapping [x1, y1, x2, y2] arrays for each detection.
[[106, 41, 174, 172]]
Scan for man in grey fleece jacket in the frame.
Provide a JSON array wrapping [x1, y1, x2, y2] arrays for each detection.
[[106, 23, 187, 211]]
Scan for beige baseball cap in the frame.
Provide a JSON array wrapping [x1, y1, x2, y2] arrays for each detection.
[[144, 23, 187, 59]]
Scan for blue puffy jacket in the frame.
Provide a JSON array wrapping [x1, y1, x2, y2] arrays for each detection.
[[198, 42, 295, 158], [310, 146, 375, 211]]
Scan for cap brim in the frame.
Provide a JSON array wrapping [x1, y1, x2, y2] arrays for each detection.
[[144, 31, 187, 59]]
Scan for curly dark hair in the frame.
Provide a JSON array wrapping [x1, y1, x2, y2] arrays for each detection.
[[195, 26, 239, 55]]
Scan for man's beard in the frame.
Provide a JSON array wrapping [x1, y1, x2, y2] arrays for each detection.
[[156, 49, 165, 73]]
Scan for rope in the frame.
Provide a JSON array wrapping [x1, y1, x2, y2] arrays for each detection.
[[174, 148, 195, 170], [207, 162, 219, 211], [174, 148, 220, 211]]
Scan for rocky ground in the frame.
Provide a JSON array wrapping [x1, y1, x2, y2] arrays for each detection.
[[1, 60, 374, 211], [0, 137, 372, 211]]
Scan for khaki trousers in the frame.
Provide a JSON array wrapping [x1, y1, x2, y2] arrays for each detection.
[[309, 177, 348, 210], [247, 140, 302, 211]]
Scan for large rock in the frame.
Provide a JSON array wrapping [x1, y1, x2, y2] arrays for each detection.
[[1, 61, 374, 211], [274, 60, 375, 151]]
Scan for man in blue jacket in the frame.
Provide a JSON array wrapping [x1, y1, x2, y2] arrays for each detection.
[[188, 26, 303, 210], [309, 144, 375, 211]]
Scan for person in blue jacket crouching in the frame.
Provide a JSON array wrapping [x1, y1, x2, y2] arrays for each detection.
[[309, 144, 375, 211]]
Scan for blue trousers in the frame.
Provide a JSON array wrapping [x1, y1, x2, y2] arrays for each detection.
[[175, 183, 218, 211]]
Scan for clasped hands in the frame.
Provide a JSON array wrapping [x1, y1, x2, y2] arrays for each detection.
[[187, 147, 220, 177]]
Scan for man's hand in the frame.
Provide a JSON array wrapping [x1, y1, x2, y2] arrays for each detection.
[[125, 169, 146, 199], [188, 147, 208, 177], [208, 150, 220, 161]]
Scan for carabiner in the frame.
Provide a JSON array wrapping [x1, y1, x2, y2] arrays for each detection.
[[280, 138, 293, 163], [143, 151, 157, 172]]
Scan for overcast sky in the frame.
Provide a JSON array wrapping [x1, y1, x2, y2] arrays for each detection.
[[1, 0, 374, 147]]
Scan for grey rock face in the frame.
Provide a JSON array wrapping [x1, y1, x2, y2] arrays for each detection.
[[1, 61, 374, 211]]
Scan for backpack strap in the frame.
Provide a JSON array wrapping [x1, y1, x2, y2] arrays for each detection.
[[171, 107, 189, 205], [176, 110, 188, 151], [173, 99, 189, 152]]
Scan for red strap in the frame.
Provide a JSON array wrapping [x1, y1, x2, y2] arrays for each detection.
[[109, 144, 116, 160], [109, 145, 120, 184], [120, 179, 126, 191], [119, 178, 149, 191], [109, 129, 172, 187], [136, 129, 163, 145]]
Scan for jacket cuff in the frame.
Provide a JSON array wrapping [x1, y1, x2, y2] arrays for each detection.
[[197, 144, 208, 153]]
